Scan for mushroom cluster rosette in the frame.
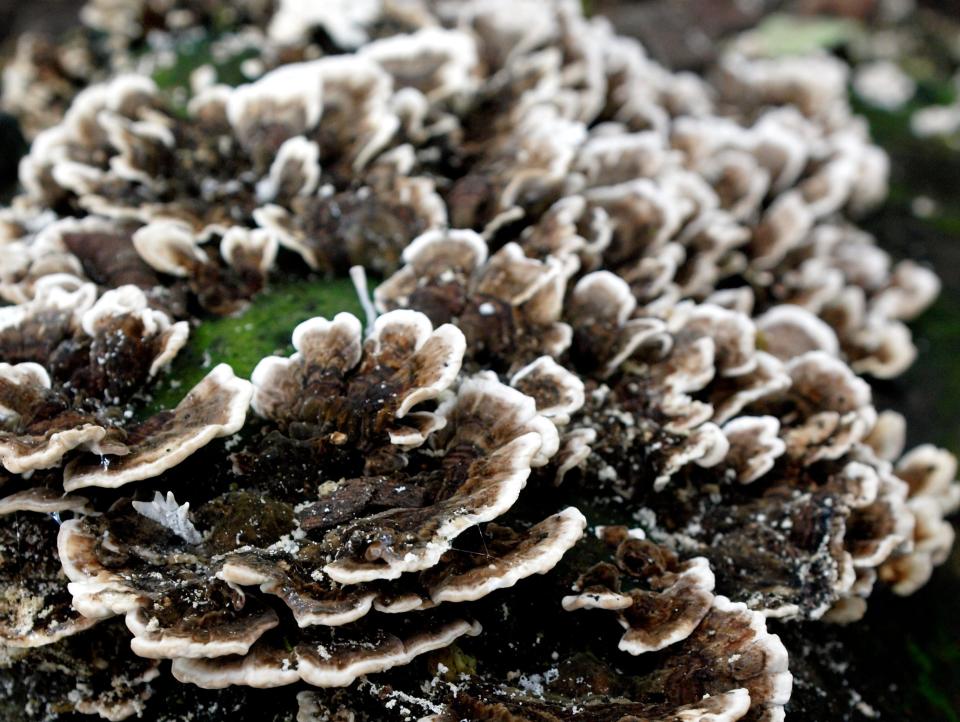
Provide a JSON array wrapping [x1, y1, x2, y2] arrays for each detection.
[[0, 271, 264, 489], [377, 226, 956, 626], [555, 528, 791, 722], [54, 310, 584, 690], [0, 0, 957, 720], [5, 0, 938, 378], [0, 212, 278, 317]]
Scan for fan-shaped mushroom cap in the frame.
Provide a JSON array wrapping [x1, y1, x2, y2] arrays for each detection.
[[40, 216, 168, 294], [131, 221, 207, 278], [322, 374, 558, 583], [124, 600, 280, 661], [251, 310, 464, 450], [645, 435, 922, 622], [255, 136, 322, 204], [428, 507, 586, 603], [360, 27, 479, 102], [878, 444, 960, 595], [63, 364, 252, 490], [895, 444, 960, 514], [568, 271, 672, 377], [880, 495, 956, 596], [1, 276, 187, 405], [560, 536, 790, 721], [509, 356, 585, 426], [255, 175, 446, 276], [830, 459, 913, 574], [572, 130, 673, 190], [776, 351, 875, 463], [756, 305, 840, 361], [565, 535, 715, 654], [722, 416, 786, 484], [847, 317, 918, 380], [589, 179, 686, 255], [0, 277, 96, 363], [0, 487, 89, 515], [58, 510, 281, 660], [552, 426, 597, 485], [872, 260, 941, 322], [670, 302, 758, 378], [227, 62, 324, 152], [374, 229, 488, 311], [217, 553, 381, 629], [863, 410, 907, 462], [0, 225, 85, 305], [709, 352, 791, 425], [80, 285, 190, 380], [312, 55, 400, 170], [0, 362, 107, 474], [19, 74, 160, 202], [377, 233, 573, 370], [171, 614, 481, 689]]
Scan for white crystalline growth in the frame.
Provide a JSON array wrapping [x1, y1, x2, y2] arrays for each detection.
[[132, 491, 203, 544]]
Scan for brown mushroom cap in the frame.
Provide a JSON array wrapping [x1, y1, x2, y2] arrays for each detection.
[[0, 362, 108, 474], [250, 310, 464, 452], [63, 364, 253, 491], [376, 231, 573, 371], [320, 373, 559, 583], [428, 597, 789, 722], [560, 535, 791, 722], [171, 613, 481, 689], [509, 357, 585, 426], [564, 534, 716, 655], [427, 507, 586, 604]]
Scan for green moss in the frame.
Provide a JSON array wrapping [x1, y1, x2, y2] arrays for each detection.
[[151, 33, 260, 109], [427, 644, 479, 681], [734, 13, 863, 56], [909, 640, 960, 722], [141, 275, 362, 415]]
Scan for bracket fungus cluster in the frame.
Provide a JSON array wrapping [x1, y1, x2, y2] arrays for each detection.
[[0, 0, 958, 720], [44, 309, 585, 708]]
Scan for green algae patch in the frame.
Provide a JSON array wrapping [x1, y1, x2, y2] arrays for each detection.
[[151, 32, 260, 115], [427, 644, 479, 682], [909, 638, 960, 722], [141, 275, 362, 416]]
